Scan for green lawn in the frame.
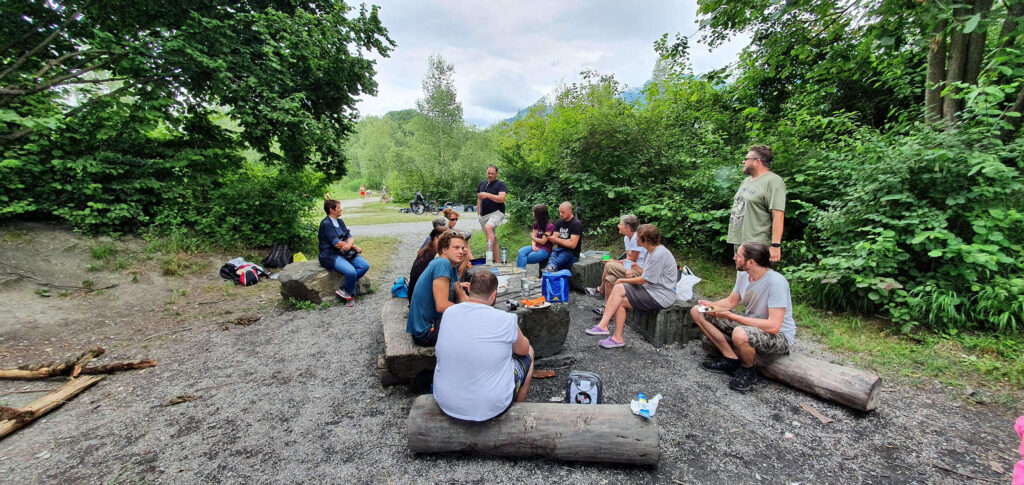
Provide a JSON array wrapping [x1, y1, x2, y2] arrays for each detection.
[[337, 201, 438, 226]]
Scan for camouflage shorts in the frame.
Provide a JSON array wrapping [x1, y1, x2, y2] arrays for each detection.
[[706, 315, 790, 355]]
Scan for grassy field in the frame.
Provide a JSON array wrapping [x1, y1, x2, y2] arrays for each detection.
[[329, 201, 438, 226], [503, 225, 1024, 412]]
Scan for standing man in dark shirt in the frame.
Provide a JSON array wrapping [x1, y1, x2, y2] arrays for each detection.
[[477, 165, 507, 264], [546, 202, 583, 271]]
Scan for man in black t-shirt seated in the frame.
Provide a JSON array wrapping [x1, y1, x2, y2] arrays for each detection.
[[477, 164, 507, 263], [546, 201, 583, 271]]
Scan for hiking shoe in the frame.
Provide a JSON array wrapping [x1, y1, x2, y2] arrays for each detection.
[[598, 337, 625, 349], [344, 299, 355, 308], [592, 306, 605, 316], [701, 357, 741, 374], [335, 289, 354, 301], [584, 287, 601, 297], [729, 366, 758, 392], [584, 326, 610, 336]]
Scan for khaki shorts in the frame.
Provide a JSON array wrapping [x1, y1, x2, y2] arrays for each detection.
[[707, 315, 790, 355], [479, 210, 506, 229], [604, 260, 643, 284]]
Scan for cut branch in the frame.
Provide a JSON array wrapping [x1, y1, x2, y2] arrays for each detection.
[[0, 376, 103, 439], [0, 347, 105, 380]]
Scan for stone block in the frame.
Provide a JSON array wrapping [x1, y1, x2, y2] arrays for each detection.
[[278, 260, 371, 304], [509, 303, 570, 358], [625, 298, 702, 348], [568, 257, 603, 291]]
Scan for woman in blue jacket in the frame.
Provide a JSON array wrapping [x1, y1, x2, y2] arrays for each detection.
[[319, 199, 370, 307]]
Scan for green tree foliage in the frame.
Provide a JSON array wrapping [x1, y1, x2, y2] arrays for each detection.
[[1, 1, 393, 246], [495, 1, 1024, 333], [343, 56, 497, 203]]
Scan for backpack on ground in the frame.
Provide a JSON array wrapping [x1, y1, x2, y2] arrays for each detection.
[[565, 370, 603, 404], [219, 261, 267, 286], [391, 276, 409, 298], [263, 244, 293, 268]]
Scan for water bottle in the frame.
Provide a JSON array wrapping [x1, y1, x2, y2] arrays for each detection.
[[520, 268, 530, 298], [501, 246, 507, 264], [486, 239, 493, 264]]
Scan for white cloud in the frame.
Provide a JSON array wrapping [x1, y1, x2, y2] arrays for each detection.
[[355, 0, 749, 127]]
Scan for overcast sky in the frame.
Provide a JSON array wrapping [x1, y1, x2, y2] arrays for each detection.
[[354, 1, 750, 128]]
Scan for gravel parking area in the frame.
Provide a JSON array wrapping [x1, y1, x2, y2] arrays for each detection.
[[0, 219, 1017, 484]]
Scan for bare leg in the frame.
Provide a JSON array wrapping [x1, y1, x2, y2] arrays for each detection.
[[610, 296, 633, 343], [515, 346, 535, 402], [732, 327, 756, 367], [596, 283, 627, 332], [690, 307, 739, 360]]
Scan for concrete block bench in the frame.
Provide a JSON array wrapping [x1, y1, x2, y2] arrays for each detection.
[[625, 298, 702, 348], [278, 261, 371, 304], [407, 394, 659, 465], [567, 256, 603, 291]]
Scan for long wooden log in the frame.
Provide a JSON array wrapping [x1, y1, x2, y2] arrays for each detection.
[[407, 394, 660, 465], [0, 376, 103, 439], [755, 353, 881, 412], [0, 359, 155, 380]]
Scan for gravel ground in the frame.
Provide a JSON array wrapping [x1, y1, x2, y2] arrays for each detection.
[[0, 218, 1018, 484]]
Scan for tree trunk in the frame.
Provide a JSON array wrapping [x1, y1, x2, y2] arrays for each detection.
[[964, 0, 995, 85], [943, 2, 974, 123], [926, 19, 948, 123], [998, 1, 1023, 50], [407, 394, 660, 465], [755, 353, 882, 411]]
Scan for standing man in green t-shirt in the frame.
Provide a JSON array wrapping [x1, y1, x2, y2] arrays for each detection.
[[727, 145, 786, 262]]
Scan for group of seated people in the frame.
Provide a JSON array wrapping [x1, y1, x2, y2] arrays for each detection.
[[401, 202, 796, 421]]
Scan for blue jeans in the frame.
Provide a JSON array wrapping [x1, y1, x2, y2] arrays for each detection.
[[516, 246, 550, 268], [546, 248, 578, 271], [332, 255, 370, 294]]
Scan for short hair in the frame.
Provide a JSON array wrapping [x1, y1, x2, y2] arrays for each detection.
[[437, 230, 467, 254], [741, 241, 771, 268], [559, 201, 573, 212], [487, 164, 498, 173], [469, 270, 498, 298], [442, 208, 459, 220], [749, 145, 774, 168], [432, 216, 447, 229], [620, 214, 639, 232], [323, 199, 340, 215], [636, 224, 660, 246]]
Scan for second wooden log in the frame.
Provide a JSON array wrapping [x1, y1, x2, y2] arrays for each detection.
[[407, 394, 660, 465], [756, 353, 881, 412]]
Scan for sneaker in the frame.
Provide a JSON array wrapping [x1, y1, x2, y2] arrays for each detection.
[[584, 326, 610, 336], [344, 299, 355, 308], [701, 357, 741, 374], [729, 367, 757, 392], [335, 289, 354, 301], [598, 337, 625, 349], [592, 306, 605, 316], [584, 287, 601, 297]]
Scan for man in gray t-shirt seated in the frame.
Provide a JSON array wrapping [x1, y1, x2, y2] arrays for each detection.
[[691, 241, 797, 392], [432, 271, 534, 421]]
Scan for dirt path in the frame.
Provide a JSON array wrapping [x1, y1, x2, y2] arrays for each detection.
[[0, 222, 1018, 483]]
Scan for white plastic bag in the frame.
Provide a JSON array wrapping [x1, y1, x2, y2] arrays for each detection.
[[675, 265, 701, 301]]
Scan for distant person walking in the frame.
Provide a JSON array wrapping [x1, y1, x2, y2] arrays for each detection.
[[360, 185, 366, 200], [727, 145, 786, 262], [477, 165, 507, 263], [380, 185, 388, 204]]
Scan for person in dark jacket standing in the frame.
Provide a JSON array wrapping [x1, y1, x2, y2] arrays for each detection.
[[318, 199, 370, 307]]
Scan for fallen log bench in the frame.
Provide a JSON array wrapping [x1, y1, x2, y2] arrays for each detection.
[[755, 353, 881, 412], [625, 298, 703, 348], [381, 298, 435, 385], [407, 394, 659, 465], [278, 261, 371, 304]]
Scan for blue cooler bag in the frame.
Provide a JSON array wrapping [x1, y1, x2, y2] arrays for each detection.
[[542, 269, 571, 303]]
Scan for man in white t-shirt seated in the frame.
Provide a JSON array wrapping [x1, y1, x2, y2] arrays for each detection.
[[690, 241, 797, 392], [432, 271, 534, 421]]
